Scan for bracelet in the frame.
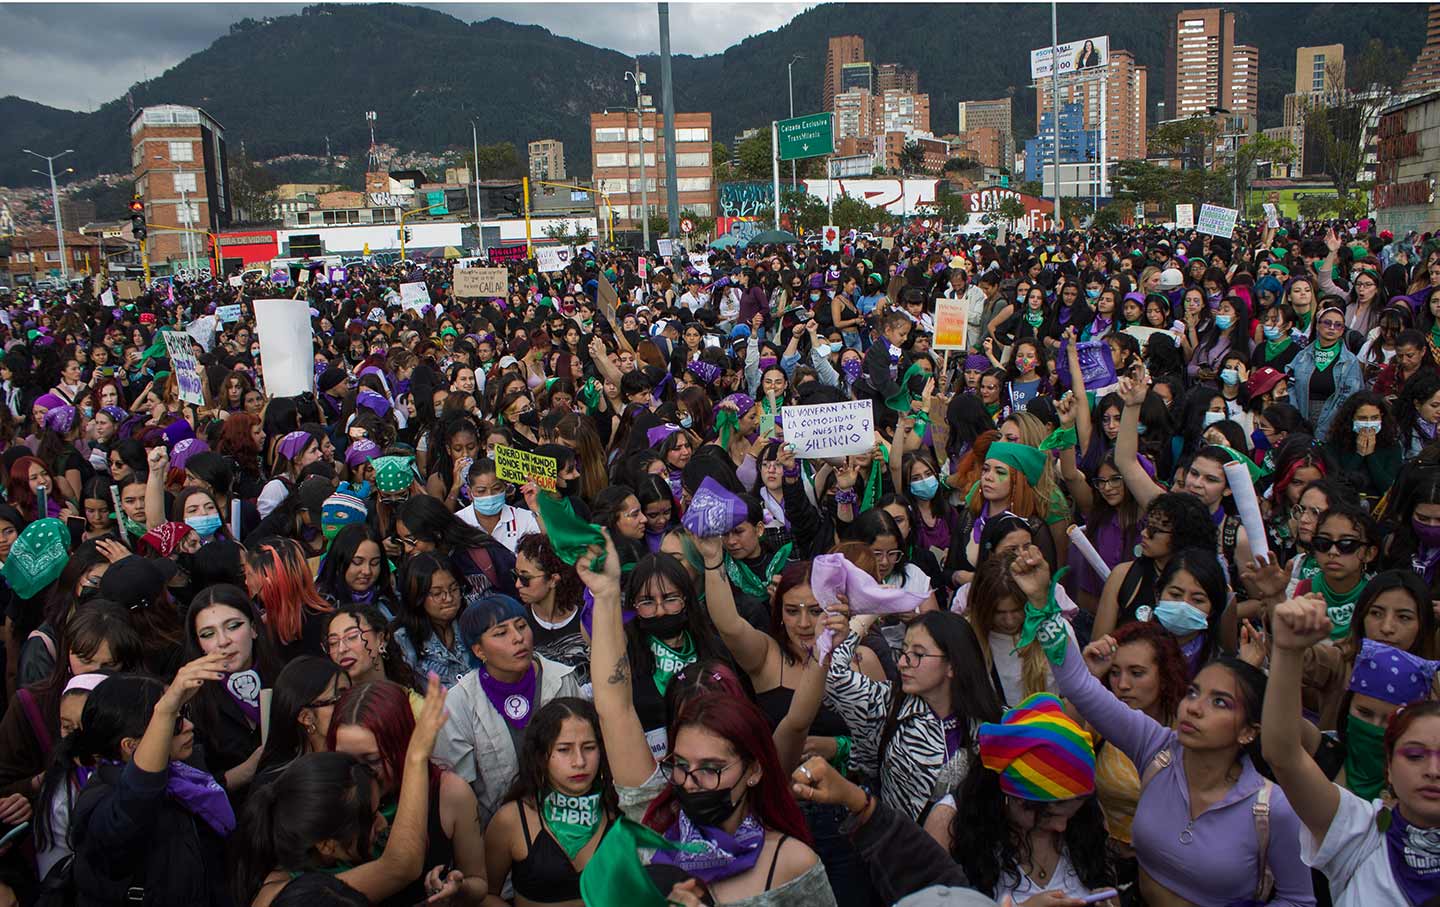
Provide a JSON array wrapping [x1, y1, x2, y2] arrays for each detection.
[[704, 559, 724, 570], [835, 489, 858, 505]]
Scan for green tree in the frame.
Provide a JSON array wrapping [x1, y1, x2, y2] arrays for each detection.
[[679, 208, 715, 237], [647, 213, 670, 239], [1297, 193, 1337, 220], [1018, 180, 1044, 198], [1092, 202, 1127, 230], [712, 142, 734, 184], [1233, 134, 1296, 209], [1149, 116, 1220, 170], [573, 226, 593, 245], [942, 156, 978, 175], [899, 141, 926, 175], [542, 222, 569, 242], [995, 197, 1026, 230], [467, 142, 522, 180], [1063, 198, 1095, 224], [228, 148, 279, 224]]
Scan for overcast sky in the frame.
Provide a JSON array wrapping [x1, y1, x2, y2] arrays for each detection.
[[0, 2, 812, 111]]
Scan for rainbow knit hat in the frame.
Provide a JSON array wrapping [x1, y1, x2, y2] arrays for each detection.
[[978, 692, 1096, 801]]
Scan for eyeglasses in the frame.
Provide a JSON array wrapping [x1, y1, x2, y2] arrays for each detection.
[[1139, 520, 1173, 537], [1311, 536, 1365, 555], [1317, 319, 1346, 330], [633, 592, 686, 616], [1291, 504, 1325, 521], [396, 533, 422, 548], [308, 693, 346, 709], [898, 649, 947, 667], [514, 571, 544, 587], [1090, 476, 1124, 489], [871, 549, 903, 561], [325, 628, 373, 652], [659, 755, 740, 791], [427, 584, 462, 601]]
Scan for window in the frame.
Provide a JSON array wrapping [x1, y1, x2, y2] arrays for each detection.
[[594, 127, 626, 143], [44, 251, 61, 263], [177, 201, 199, 223], [132, 145, 143, 167], [12, 252, 29, 263], [675, 127, 710, 142], [688, 203, 712, 216], [675, 177, 711, 192], [674, 152, 710, 168], [626, 127, 657, 142], [595, 153, 628, 168], [168, 141, 194, 162], [173, 172, 197, 193], [597, 178, 628, 194], [628, 152, 658, 167]]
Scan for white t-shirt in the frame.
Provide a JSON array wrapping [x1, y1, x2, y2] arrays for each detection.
[[994, 850, 1094, 905], [455, 503, 539, 553], [1301, 786, 1408, 907]]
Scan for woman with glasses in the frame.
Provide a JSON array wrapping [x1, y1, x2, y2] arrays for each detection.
[[393, 552, 478, 689], [514, 533, 588, 681], [1291, 504, 1378, 645], [434, 593, 580, 825], [254, 656, 351, 789], [325, 604, 419, 694], [330, 680, 488, 905], [1289, 302, 1363, 440], [1093, 493, 1218, 641]]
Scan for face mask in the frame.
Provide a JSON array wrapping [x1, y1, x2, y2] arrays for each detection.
[[1086, 288, 1100, 299], [909, 476, 940, 500], [518, 410, 541, 428], [82, 406, 94, 419], [1203, 410, 1226, 427], [670, 783, 742, 828], [841, 359, 863, 382], [1220, 368, 1240, 386], [1214, 315, 1234, 330], [1353, 420, 1382, 434], [809, 292, 821, 302], [1263, 325, 1283, 341], [1154, 599, 1210, 634], [814, 343, 832, 359], [185, 513, 222, 540], [1016, 356, 1036, 373], [1251, 429, 1271, 451], [635, 611, 688, 639], [1413, 517, 1440, 547], [1136, 423, 1147, 435], [1046, 245, 1056, 253], [679, 414, 693, 429], [472, 493, 506, 517]]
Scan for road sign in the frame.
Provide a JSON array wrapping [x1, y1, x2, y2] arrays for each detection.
[[777, 113, 835, 162], [680, 218, 694, 234]]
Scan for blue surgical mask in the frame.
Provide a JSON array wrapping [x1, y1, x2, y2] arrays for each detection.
[[1203, 410, 1226, 427], [1086, 288, 1100, 299], [909, 475, 941, 500], [1136, 422, 1147, 435], [472, 493, 506, 516], [1252, 427, 1273, 451], [1220, 368, 1240, 386], [679, 413, 693, 429], [810, 292, 821, 302], [1353, 420, 1382, 434], [1214, 314, 1234, 330], [1154, 599, 1210, 634], [185, 514, 222, 540], [1262, 325, 1282, 341]]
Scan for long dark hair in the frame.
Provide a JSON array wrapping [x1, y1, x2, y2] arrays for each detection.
[[1155, 548, 1229, 668], [256, 656, 349, 783], [622, 554, 727, 684], [880, 611, 1001, 758], [396, 494, 495, 553], [327, 604, 418, 691], [500, 697, 619, 816], [315, 524, 395, 607], [394, 551, 457, 649]]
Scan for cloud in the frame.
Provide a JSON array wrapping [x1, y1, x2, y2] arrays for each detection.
[[0, 1, 810, 111]]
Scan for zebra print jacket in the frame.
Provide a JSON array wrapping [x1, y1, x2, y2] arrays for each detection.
[[823, 631, 976, 820]]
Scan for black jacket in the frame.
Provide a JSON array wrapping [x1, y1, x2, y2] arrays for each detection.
[[847, 799, 970, 905]]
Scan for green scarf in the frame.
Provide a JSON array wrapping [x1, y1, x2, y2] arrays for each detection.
[[1264, 335, 1293, 362], [1295, 308, 1314, 331], [1430, 321, 1440, 350], [1312, 340, 1341, 372], [1016, 567, 1071, 665], [534, 493, 607, 571], [542, 789, 604, 859], [1311, 571, 1367, 640], [1298, 553, 1321, 585], [1344, 713, 1387, 800], [860, 454, 886, 513], [120, 512, 147, 539], [649, 632, 697, 693], [715, 407, 739, 449], [1024, 309, 1045, 328], [725, 542, 793, 600], [579, 376, 603, 414], [983, 400, 1003, 418]]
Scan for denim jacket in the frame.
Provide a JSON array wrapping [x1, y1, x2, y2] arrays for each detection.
[[394, 623, 479, 689], [1287, 342, 1362, 440]]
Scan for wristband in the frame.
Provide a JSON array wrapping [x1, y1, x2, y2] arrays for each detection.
[[834, 489, 858, 506]]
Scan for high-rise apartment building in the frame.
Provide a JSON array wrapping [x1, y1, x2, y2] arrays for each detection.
[[1403, 5, 1440, 94], [1295, 44, 1345, 95], [1230, 43, 1259, 114], [878, 89, 930, 135], [825, 35, 866, 111], [129, 104, 230, 269], [1167, 9, 1257, 119], [958, 98, 1015, 167], [835, 89, 877, 140], [876, 63, 919, 94], [1036, 49, 1148, 162], [527, 139, 566, 182], [1023, 103, 1099, 182]]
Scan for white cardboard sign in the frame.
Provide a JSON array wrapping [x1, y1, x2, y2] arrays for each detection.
[[399, 281, 429, 312], [781, 400, 875, 458], [162, 331, 205, 406], [253, 299, 316, 398], [1196, 203, 1239, 238], [536, 245, 573, 273], [1175, 204, 1195, 229]]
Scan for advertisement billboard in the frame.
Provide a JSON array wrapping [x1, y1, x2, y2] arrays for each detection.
[[1030, 35, 1110, 80]]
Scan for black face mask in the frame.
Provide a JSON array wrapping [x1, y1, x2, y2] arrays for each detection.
[[635, 611, 688, 639], [671, 782, 743, 828], [518, 410, 541, 428]]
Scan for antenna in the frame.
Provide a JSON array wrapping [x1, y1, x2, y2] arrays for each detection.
[[365, 111, 380, 170]]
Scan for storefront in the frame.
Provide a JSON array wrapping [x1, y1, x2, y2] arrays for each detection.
[[217, 230, 280, 273]]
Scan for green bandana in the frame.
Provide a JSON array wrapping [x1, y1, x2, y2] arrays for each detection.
[[1343, 713, 1387, 800], [1313, 340, 1341, 372], [535, 492, 607, 571], [1295, 309, 1313, 331], [1430, 322, 1440, 350], [578, 817, 708, 907], [725, 542, 792, 600], [860, 455, 885, 513], [1017, 566, 1070, 665], [373, 455, 417, 494], [715, 407, 739, 449], [579, 377, 603, 413], [1311, 572, 1367, 640], [649, 631, 697, 693], [542, 789, 604, 859], [984, 401, 1003, 417], [120, 512, 148, 539], [0, 518, 69, 599], [1264, 335, 1293, 362], [1024, 309, 1045, 328], [885, 363, 929, 414], [1298, 553, 1321, 585]]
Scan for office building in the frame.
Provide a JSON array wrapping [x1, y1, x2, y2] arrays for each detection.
[[1036, 49, 1149, 162], [528, 140, 566, 182], [952, 127, 1006, 169], [835, 89, 877, 140], [1404, 5, 1440, 95], [1167, 9, 1258, 119], [1295, 44, 1345, 95], [958, 98, 1016, 170], [1023, 103, 1098, 183], [825, 35, 866, 111], [878, 89, 931, 135], [130, 104, 230, 270], [840, 62, 873, 94], [1230, 43, 1259, 115], [590, 111, 715, 225], [876, 63, 919, 94]]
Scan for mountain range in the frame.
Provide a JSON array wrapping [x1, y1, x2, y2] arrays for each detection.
[[0, 2, 1428, 190]]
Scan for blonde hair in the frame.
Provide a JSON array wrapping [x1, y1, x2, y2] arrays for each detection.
[[968, 551, 1051, 698]]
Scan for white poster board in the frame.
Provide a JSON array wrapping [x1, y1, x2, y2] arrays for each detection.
[[1263, 203, 1280, 229], [536, 245, 574, 273], [1197, 204, 1239, 238], [100, 290, 115, 308], [216, 304, 242, 323], [1175, 204, 1195, 229], [781, 400, 875, 458], [454, 267, 507, 298], [228, 276, 243, 288], [161, 331, 206, 406], [821, 225, 840, 252], [689, 253, 711, 277], [253, 299, 316, 398], [399, 281, 429, 312], [657, 239, 676, 257]]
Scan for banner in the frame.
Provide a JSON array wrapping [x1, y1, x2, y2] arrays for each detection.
[[1197, 203, 1239, 239], [1056, 339, 1116, 390], [399, 281, 429, 312], [228, 276, 243, 288], [162, 331, 205, 406], [454, 267, 507, 298], [493, 444, 557, 492], [781, 400, 875, 458], [657, 239, 676, 257], [932, 299, 969, 351], [487, 245, 529, 263], [253, 299, 316, 398], [536, 245, 574, 273], [1030, 35, 1110, 79], [117, 280, 141, 300], [217, 304, 242, 323], [1175, 204, 1194, 229]]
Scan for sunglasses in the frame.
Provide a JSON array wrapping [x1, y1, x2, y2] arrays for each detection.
[[1311, 536, 1365, 555]]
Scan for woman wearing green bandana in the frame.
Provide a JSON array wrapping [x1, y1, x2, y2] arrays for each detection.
[[1288, 302, 1362, 440], [483, 698, 617, 906], [1252, 302, 1300, 372], [1292, 504, 1377, 648]]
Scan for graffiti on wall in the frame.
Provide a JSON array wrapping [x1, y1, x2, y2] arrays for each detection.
[[719, 182, 775, 218], [799, 179, 939, 214]]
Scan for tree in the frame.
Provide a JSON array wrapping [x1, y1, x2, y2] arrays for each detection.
[[1297, 193, 1337, 221], [467, 142, 522, 180], [942, 156, 979, 174], [1018, 180, 1044, 198], [1092, 202, 1127, 230], [228, 148, 278, 224], [1232, 134, 1296, 209], [995, 197, 1027, 230], [1149, 116, 1220, 170], [831, 196, 894, 232], [1307, 39, 1408, 200], [899, 141, 927, 175], [573, 226, 593, 246], [679, 208, 715, 238], [712, 142, 734, 185], [1063, 198, 1095, 224], [542, 222, 569, 242], [647, 213, 670, 239]]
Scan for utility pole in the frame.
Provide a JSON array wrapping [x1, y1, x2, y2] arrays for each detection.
[[658, 3, 680, 244], [788, 55, 803, 190], [470, 119, 486, 258], [1050, 0, 1061, 228], [625, 60, 651, 250], [24, 148, 73, 281]]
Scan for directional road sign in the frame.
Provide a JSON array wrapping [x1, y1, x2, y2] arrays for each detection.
[[777, 113, 835, 162]]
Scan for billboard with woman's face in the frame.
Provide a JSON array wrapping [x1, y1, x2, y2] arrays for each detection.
[[1030, 35, 1109, 79]]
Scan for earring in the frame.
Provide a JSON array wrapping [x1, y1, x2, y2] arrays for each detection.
[[379, 645, 388, 656]]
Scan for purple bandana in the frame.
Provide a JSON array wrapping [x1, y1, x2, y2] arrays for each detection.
[[964, 353, 990, 371], [100, 406, 127, 424], [42, 405, 77, 433], [1387, 808, 1440, 907], [165, 760, 237, 836], [686, 359, 722, 384], [356, 389, 392, 418], [647, 424, 682, 448], [477, 663, 537, 732], [721, 393, 755, 417], [170, 437, 209, 471], [681, 476, 748, 538], [345, 438, 382, 469], [651, 811, 766, 884], [1349, 639, 1440, 705], [841, 359, 863, 383], [277, 430, 313, 462], [758, 356, 778, 371]]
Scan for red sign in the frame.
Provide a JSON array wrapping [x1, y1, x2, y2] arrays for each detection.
[[216, 230, 278, 267], [823, 226, 838, 244], [680, 218, 695, 234], [486, 245, 529, 263]]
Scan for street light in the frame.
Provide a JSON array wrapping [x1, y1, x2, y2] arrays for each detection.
[[625, 61, 650, 250], [469, 119, 486, 258], [788, 54, 803, 190], [23, 148, 74, 281]]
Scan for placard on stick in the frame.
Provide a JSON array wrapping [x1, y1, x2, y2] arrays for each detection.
[[399, 281, 429, 312], [1196, 203, 1238, 238], [252, 299, 316, 398], [454, 267, 507, 298], [493, 445, 557, 492], [161, 331, 205, 406], [1175, 204, 1195, 229], [932, 299, 969, 351], [117, 280, 141, 300]]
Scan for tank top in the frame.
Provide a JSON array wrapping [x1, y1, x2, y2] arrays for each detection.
[[1114, 558, 1160, 625], [513, 801, 607, 904]]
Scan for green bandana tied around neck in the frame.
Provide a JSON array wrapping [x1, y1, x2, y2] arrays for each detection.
[[578, 817, 709, 907], [1025, 309, 1045, 328], [1311, 572, 1367, 640], [120, 512, 148, 539], [1017, 566, 1071, 665], [1264, 335, 1293, 362], [984, 400, 1003, 418], [725, 542, 793, 600], [535, 492, 607, 572], [715, 407, 739, 449], [1313, 340, 1342, 372], [542, 789, 604, 859], [1296, 309, 1313, 331], [649, 632, 697, 693], [1343, 713, 1387, 800], [885, 363, 929, 414]]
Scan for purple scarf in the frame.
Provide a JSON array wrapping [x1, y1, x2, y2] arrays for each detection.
[[939, 713, 962, 760], [1386, 808, 1440, 907], [971, 501, 993, 544], [167, 759, 237, 836], [223, 669, 261, 725], [477, 663, 537, 731], [651, 811, 766, 884]]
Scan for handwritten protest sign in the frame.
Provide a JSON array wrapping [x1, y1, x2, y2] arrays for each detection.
[[454, 267, 507, 298], [1263, 203, 1280, 229], [493, 445, 557, 492], [117, 280, 141, 300], [596, 273, 621, 327], [1175, 204, 1194, 229], [1197, 204, 1239, 239], [216, 304, 242, 323], [536, 246, 573, 273], [399, 282, 429, 312], [781, 400, 875, 458], [162, 331, 205, 406], [1056, 340, 1117, 390], [100, 290, 115, 308], [228, 276, 243, 288], [932, 299, 969, 351], [1122, 325, 1177, 352]]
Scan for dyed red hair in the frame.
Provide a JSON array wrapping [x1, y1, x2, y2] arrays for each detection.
[[1105, 620, 1189, 725], [6, 456, 49, 519], [328, 679, 440, 790], [249, 538, 332, 646], [216, 412, 262, 463]]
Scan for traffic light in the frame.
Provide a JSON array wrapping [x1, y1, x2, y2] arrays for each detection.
[[402, 227, 412, 243], [502, 190, 523, 217], [128, 196, 147, 241]]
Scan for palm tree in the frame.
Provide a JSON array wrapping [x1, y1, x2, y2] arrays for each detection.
[[899, 141, 926, 176]]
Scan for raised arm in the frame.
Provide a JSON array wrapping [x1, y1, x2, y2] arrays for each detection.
[[1114, 375, 1163, 510], [772, 608, 849, 773], [1055, 392, 1094, 512], [694, 534, 773, 676], [144, 446, 169, 530], [1063, 327, 1095, 455]]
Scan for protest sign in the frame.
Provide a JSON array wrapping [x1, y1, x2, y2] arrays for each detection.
[[1056, 340, 1117, 390], [270, 269, 290, 285], [822, 225, 840, 252], [880, 236, 895, 251], [228, 276, 243, 288], [454, 267, 507, 298], [493, 445, 557, 492], [1263, 203, 1280, 229], [488, 245, 528, 264], [689, 253, 711, 277], [253, 299, 315, 398], [162, 331, 205, 406], [932, 299, 969, 351], [117, 280, 141, 301], [399, 281, 429, 312], [657, 239, 675, 257], [596, 272, 621, 327], [296, 269, 310, 284], [781, 400, 875, 458], [217, 304, 242, 323], [100, 290, 115, 308], [1197, 204, 1239, 238], [1122, 325, 1175, 352], [329, 267, 347, 284], [1175, 204, 1195, 229], [536, 246, 573, 273], [638, 256, 649, 278]]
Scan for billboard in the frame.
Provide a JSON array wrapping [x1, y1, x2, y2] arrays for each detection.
[[959, 189, 1056, 234], [1030, 35, 1110, 80]]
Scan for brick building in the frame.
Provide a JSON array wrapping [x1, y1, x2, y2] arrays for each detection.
[[130, 105, 230, 271], [590, 111, 715, 226]]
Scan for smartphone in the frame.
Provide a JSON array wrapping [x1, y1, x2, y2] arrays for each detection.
[[1079, 889, 1120, 905], [0, 822, 29, 849], [67, 516, 86, 549]]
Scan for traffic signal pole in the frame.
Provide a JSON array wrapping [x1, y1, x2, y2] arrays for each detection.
[[523, 176, 533, 256]]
